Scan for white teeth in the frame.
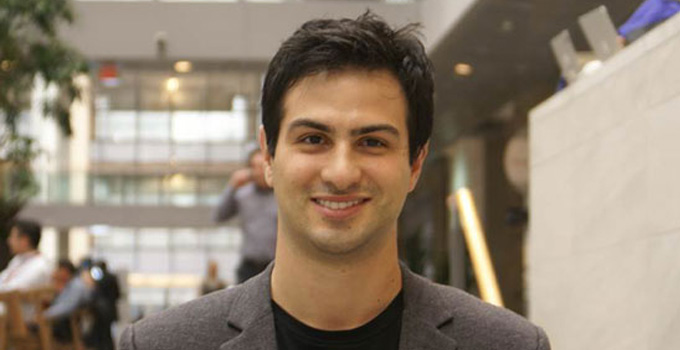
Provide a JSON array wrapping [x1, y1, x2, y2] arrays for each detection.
[[315, 199, 362, 210]]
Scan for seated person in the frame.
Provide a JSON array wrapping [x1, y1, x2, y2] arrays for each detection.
[[42, 260, 93, 342], [0, 219, 52, 292], [0, 219, 52, 318]]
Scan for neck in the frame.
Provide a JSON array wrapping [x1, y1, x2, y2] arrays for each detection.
[[271, 231, 401, 331], [16, 249, 37, 256]]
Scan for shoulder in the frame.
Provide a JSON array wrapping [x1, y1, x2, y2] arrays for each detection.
[[119, 286, 243, 350], [35, 254, 52, 267], [24, 254, 52, 277], [441, 284, 546, 342], [235, 183, 257, 197], [405, 272, 550, 350]]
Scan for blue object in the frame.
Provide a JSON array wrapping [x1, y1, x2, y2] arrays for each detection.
[[618, 0, 680, 39]]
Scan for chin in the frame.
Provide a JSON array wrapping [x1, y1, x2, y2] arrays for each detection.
[[307, 230, 377, 257]]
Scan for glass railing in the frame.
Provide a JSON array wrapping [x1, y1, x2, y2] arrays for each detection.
[[30, 171, 230, 207]]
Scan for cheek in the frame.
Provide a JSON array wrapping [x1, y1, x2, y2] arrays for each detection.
[[273, 157, 318, 187], [367, 159, 412, 187]]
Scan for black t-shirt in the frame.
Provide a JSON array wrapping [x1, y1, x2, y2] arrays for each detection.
[[272, 291, 403, 350]]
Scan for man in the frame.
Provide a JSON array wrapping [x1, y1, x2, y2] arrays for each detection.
[[214, 143, 277, 283], [84, 260, 120, 350], [200, 260, 227, 295], [120, 12, 550, 350], [0, 219, 52, 291], [42, 259, 93, 342]]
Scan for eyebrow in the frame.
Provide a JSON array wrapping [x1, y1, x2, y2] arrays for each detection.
[[287, 118, 400, 137], [288, 119, 332, 133], [350, 124, 400, 137]]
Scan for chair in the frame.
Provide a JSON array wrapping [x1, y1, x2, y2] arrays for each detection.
[[0, 304, 8, 350], [59, 309, 88, 350], [0, 288, 54, 350], [0, 288, 87, 350]]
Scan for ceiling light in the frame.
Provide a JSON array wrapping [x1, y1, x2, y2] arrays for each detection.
[[166, 77, 179, 92], [174, 60, 192, 73], [454, 63, 474, 76]]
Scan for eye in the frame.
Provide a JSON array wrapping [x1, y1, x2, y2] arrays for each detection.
[[359, 138, 386, 148], [300, 134, 325, 145]]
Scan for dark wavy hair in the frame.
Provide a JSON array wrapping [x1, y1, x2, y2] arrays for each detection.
[[261, 11, 434, 164], [12, 219, 42, 249]]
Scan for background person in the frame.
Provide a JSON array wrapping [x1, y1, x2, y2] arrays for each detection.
[[200, 260, 227, 295], [0, 219, 52, 292], [213, 143, 277, 283], [0, 219, 52, 322], [42, 259, 93, 343], [83, 260, 120, 350]]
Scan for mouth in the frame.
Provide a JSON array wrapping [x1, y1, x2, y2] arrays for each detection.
[[311, 196, 371, 218], [312, 198, 368, 210]]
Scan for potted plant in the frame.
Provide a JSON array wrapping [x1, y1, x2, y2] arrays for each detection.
[[1, 0, 87, 268]]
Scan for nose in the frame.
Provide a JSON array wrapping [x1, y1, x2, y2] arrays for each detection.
[[320, 143, 361, 193]]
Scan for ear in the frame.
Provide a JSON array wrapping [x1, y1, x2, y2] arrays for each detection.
[[408, 142, 429, 192], [259, 126, 274, 187]]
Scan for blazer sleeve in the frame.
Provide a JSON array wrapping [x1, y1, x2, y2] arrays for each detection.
[[119, 324, 136, 350]]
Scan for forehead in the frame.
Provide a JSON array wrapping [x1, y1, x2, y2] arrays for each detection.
[[281, 69, 408, 130]]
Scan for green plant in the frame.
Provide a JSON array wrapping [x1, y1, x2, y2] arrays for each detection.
[[0, 0, 87, 267]]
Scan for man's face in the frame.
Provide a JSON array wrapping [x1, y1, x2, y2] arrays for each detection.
[[261, 69, 427, 257], [7, 227, 29, 255], [52, 267, 73, 291]]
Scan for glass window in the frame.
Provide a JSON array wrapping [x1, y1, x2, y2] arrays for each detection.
[[168, 288, 198, 306], [172, 251, 205, 275], [138, 142, 172, 163], [92, 175, 123, 204], [137, 176, 162, 205], [173, 111, 206, 143], [138, 228, 170, 248], [136, 251, 170, 273], [95, 251, 135, 272], [139, 111, 170, 141], [174, 143, 207, 162], [94, 227, 135, 249], [171, 229, 200, 248], [198, 176, 226, 206], [96, 110, 136, 141], [128, 287, 166, 307], [205, 111, 246, 142]]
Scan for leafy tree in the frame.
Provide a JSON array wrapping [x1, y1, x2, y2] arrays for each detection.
[[0, 0, 87, 268]]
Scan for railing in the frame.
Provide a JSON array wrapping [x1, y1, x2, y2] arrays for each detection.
[[30, 171, 231, 207]]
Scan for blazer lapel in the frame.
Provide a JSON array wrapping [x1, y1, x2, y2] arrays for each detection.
[[399, 266, 458, 350], [219, 263, 277, 350]]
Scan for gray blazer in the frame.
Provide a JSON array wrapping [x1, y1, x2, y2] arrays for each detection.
[[120, 264, 550, 350]]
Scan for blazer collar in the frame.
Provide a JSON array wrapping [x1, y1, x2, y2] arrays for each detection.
[[219, 263, 277, 350], [219, 263, 458, 350], [400, 266, 458, 350]]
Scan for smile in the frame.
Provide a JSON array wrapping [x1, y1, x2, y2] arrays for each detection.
[[312, 198, 368, 210]]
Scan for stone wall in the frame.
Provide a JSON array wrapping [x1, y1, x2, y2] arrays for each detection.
[[528, 14, 680, 350]]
